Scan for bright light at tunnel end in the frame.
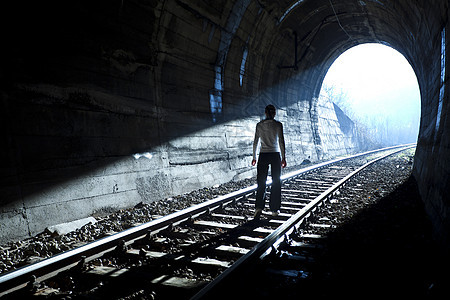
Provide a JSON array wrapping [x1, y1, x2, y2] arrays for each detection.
[[320, 43, 421, 146]]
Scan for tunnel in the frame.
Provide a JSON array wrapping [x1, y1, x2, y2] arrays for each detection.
[[1, 0, 449, 254]]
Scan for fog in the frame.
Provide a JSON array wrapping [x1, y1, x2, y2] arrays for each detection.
[[320, 43, 421, 146]]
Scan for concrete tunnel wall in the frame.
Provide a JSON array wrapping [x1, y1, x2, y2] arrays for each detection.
[[0, 0, 364, 243], [0, 0, 449, 252]]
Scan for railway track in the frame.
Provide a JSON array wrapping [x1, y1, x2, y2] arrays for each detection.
[[0, 145, 415, 299]]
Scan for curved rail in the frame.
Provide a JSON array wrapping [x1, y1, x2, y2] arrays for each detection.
[[0, 144, 415, 296], [191, 144, 415, 299]]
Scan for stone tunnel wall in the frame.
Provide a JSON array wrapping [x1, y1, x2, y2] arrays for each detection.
[[2, 0, 449, 254], [0, 1, 364, 243], [412, 3, 450, 252]]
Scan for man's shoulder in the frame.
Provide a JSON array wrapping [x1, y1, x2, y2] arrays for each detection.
[[272, 119, 283, 126], [258, 119, 282, 123], [257, 119, 268, 126], [257, 119, 282, 126]]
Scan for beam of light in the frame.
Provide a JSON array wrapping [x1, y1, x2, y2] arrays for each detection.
[[132, 152, 153, 160]]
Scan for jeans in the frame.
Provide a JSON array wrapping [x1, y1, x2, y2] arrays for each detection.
[[256, 152, 281, 212]]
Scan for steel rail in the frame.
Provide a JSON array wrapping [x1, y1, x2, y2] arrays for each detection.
[[0, 144, 414, 296], [191, 144, 415, 299]]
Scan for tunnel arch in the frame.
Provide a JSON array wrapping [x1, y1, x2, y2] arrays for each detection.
[[0, 0, 449, 252], [318, 42, 421, 146], [219, 0, 449, 248], [153, 0, 446, 205], [256, 0, 434, 103]]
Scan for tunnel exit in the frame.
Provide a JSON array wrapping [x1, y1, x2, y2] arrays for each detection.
[[319, 43, 421, 147]]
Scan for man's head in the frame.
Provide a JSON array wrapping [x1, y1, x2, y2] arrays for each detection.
[[265, 104, 276, 119]]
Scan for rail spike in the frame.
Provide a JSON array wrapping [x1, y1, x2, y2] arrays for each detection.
[[187, 214, 194, 223], [115, 240, 128, 254], [26, 275, 39, 293], [75, 255, 87, 272]]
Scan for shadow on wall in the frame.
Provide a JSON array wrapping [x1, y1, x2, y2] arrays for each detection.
[[0, 0, 366, 241], [0, 2, 283, 202]]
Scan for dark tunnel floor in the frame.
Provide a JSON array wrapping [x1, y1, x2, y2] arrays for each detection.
[[211, 150, 450, 300], [313, 175, 449, 298], [245, 173, 450, 299]]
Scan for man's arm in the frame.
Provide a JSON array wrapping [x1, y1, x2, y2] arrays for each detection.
[[252, 125, 259, 166], [279, 123, 287, 168]]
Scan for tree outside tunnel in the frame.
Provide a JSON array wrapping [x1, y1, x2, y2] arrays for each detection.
[[319, 43, 421, 147]]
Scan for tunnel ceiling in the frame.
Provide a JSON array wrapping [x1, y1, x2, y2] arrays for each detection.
[[259, 0, 446, 98]]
